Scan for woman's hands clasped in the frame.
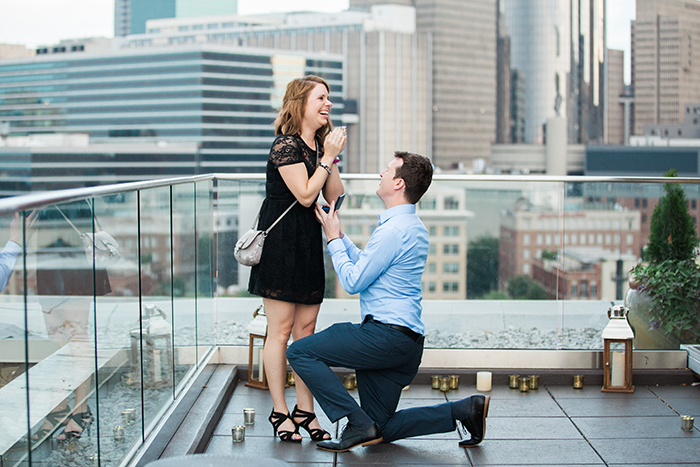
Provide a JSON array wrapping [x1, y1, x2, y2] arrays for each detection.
[[321, 127, 346, 166]]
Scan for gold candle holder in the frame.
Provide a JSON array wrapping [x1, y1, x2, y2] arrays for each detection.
[[431, 375, 441, 389], [344, 375, 355, 390], [509, 374, 520, 389], [286, 371, 296, 386], [350, 373, 357, 389], [113, 425, 124, 442], [519, 376, 530, 392], [449, 375, 459, 390], [439, 376, 450, 392], [573, 375, 584, 389], [528, 375, 539, 390]]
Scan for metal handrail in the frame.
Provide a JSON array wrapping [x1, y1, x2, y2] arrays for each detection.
[[1, 172, 699, 215]]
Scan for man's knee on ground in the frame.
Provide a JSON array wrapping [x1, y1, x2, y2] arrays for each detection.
[[286, 340, 302, 365]]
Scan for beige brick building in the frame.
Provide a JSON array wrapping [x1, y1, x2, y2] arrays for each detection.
[[632, 0, 700, 136]]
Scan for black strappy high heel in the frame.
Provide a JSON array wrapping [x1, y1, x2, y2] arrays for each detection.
[[292, 405, 331, 441], [268, 409, 302, 443]]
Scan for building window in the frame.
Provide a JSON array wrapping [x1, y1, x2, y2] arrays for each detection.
[[444, 226, 459, 236], [443, 282, 459, 292], [580, 281, 589, 297], [571, 284, 578, 297], [429, 244, 436, 254], [545, 234, 552, 245], [523, 249, 530, 259], [429, 282, 436, 292], [536, 234, 543, 245], [429, 226, 437, 236], [419, 197, 436, 210], [523, 263, 530, 274], [523, 233, 531, 245], [580, 234, 586, 245], [444, 197, 459, 210], [443, 244, 459, 255], [591, 283, 598, 298], [428, 263, 436, 274], [642, 214, 647, 224], [443, 263, 459, 273], [605, 234, 612, 244]]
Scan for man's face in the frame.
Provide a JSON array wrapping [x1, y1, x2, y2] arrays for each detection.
[[377, 157, 403, 199]]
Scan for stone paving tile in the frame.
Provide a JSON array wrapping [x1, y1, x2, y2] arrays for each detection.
[[590, 438, 700, 465], [206, 433, 336, 464], [648, 384, 700, 400], [547, 385, 658, 399], [572, 415, 692, 439], [555, 396, 680, 417], [484, 417, 582, 440], [465, 439, 604, 465], [335, 439, 469, 465], [477, 393, 567, 418]]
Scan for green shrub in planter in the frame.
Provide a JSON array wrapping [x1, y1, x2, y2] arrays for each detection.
[[631, 169, 700, 343]]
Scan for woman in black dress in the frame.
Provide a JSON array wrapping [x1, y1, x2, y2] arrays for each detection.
[[249, 75, 345, 442]]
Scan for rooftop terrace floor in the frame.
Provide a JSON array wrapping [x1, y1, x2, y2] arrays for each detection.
[[203, 378, 700, 466]]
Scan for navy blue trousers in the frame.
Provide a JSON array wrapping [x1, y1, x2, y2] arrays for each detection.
[[286, 319, 456, 442]]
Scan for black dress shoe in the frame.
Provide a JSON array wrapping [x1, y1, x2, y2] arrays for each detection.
[[455, 395, 490, 448], [316, 422, 383, 452]]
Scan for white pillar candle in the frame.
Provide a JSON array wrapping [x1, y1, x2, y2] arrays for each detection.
[[611, 351, 625, 386], [476, 371, 492, 392]]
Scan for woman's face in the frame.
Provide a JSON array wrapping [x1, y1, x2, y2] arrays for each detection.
[[302, 82, 332, 132]]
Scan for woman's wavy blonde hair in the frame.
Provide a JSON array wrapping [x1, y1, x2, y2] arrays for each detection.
[[274, 75, 333, 142]]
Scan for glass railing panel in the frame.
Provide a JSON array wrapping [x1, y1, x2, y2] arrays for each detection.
[[171, 183, 197, 395], [195, 180, 215, 355], [137, 187, 175, 435], [214, 179, 265, 346], [613, 180, 700, 349], [0, 210, 30, 467], [91, 191, 143, 463], [24, 199, 100, 464]]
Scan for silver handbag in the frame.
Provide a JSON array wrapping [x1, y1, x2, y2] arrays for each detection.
[[234, 200, 297, 267]]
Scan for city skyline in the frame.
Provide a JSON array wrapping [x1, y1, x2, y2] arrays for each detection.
[[2, 0, 634, 79]]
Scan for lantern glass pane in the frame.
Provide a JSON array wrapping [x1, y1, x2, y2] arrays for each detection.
[[252, 336, 265, 381], [608, 343, 626, 387]]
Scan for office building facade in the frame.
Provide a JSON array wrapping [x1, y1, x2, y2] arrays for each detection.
[[115, 0, 238, 36], [350, 0, 497, 169], [632, 0, 700, 136], [503, 0, 605, 145], [128, 6, 431, 174], [0, 45, 347, 185]]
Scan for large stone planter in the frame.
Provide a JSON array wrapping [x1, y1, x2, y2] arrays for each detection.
[[625, 288, 681, 350]]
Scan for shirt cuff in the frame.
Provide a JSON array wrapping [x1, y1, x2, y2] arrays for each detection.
[[327, 237, 344, 255], [3, 241, 22, 256]]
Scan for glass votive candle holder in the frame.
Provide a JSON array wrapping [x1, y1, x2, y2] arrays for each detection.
[[509, 374, 520, 389], [232, 425, 245, 442], [243, 408, 255, 425], [681, 415, 695, 431], [528, 375, 539, 390], [519, 376, 530, 392], [350, 373, 357, 389], [431, 375, 441, 389], [573, 375, 584, 389], [286, 371, 296, 386], [439, 376, 450, 392], [113, 425, 124, 442], [449, 375, 459, 390]]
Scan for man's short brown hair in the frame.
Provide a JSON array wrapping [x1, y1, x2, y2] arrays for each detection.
[[393, 151, 433, 204]]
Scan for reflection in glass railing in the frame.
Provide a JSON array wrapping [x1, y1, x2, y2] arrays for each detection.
[[0, 174, 698, 466], [0, 179, 216, 467]]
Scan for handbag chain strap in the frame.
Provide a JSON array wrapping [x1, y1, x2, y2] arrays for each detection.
[[53, 200, 104, 236]]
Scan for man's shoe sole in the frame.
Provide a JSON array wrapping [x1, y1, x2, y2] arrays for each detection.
[[317, 436, 383, 453], [459, 395, 490, 448]]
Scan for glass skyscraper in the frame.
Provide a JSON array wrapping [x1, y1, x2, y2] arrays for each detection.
[[115, 0, 239, 36]]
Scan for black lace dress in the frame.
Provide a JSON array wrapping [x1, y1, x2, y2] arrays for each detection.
[[248, 135, 325, 304]]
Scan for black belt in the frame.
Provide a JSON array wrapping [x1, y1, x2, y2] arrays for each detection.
[[364, 315, 422, 342]]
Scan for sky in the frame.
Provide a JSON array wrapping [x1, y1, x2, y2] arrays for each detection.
[[0, 0, 635, 79]]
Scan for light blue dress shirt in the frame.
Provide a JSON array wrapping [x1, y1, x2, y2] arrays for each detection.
[[327, 203, 429, 335], [0, 240, 21, 292]]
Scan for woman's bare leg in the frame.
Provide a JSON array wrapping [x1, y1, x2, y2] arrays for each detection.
[[290, 303, 328, 438], [262, 298, 301, 440]]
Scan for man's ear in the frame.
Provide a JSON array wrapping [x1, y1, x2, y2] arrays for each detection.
[[394, 177, 405, 192]]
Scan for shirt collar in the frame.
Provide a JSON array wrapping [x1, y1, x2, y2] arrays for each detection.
[[377, 204, 416, 226]]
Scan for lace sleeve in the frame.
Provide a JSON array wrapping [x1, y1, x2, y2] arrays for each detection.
[[269, 135, 304, 168]]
